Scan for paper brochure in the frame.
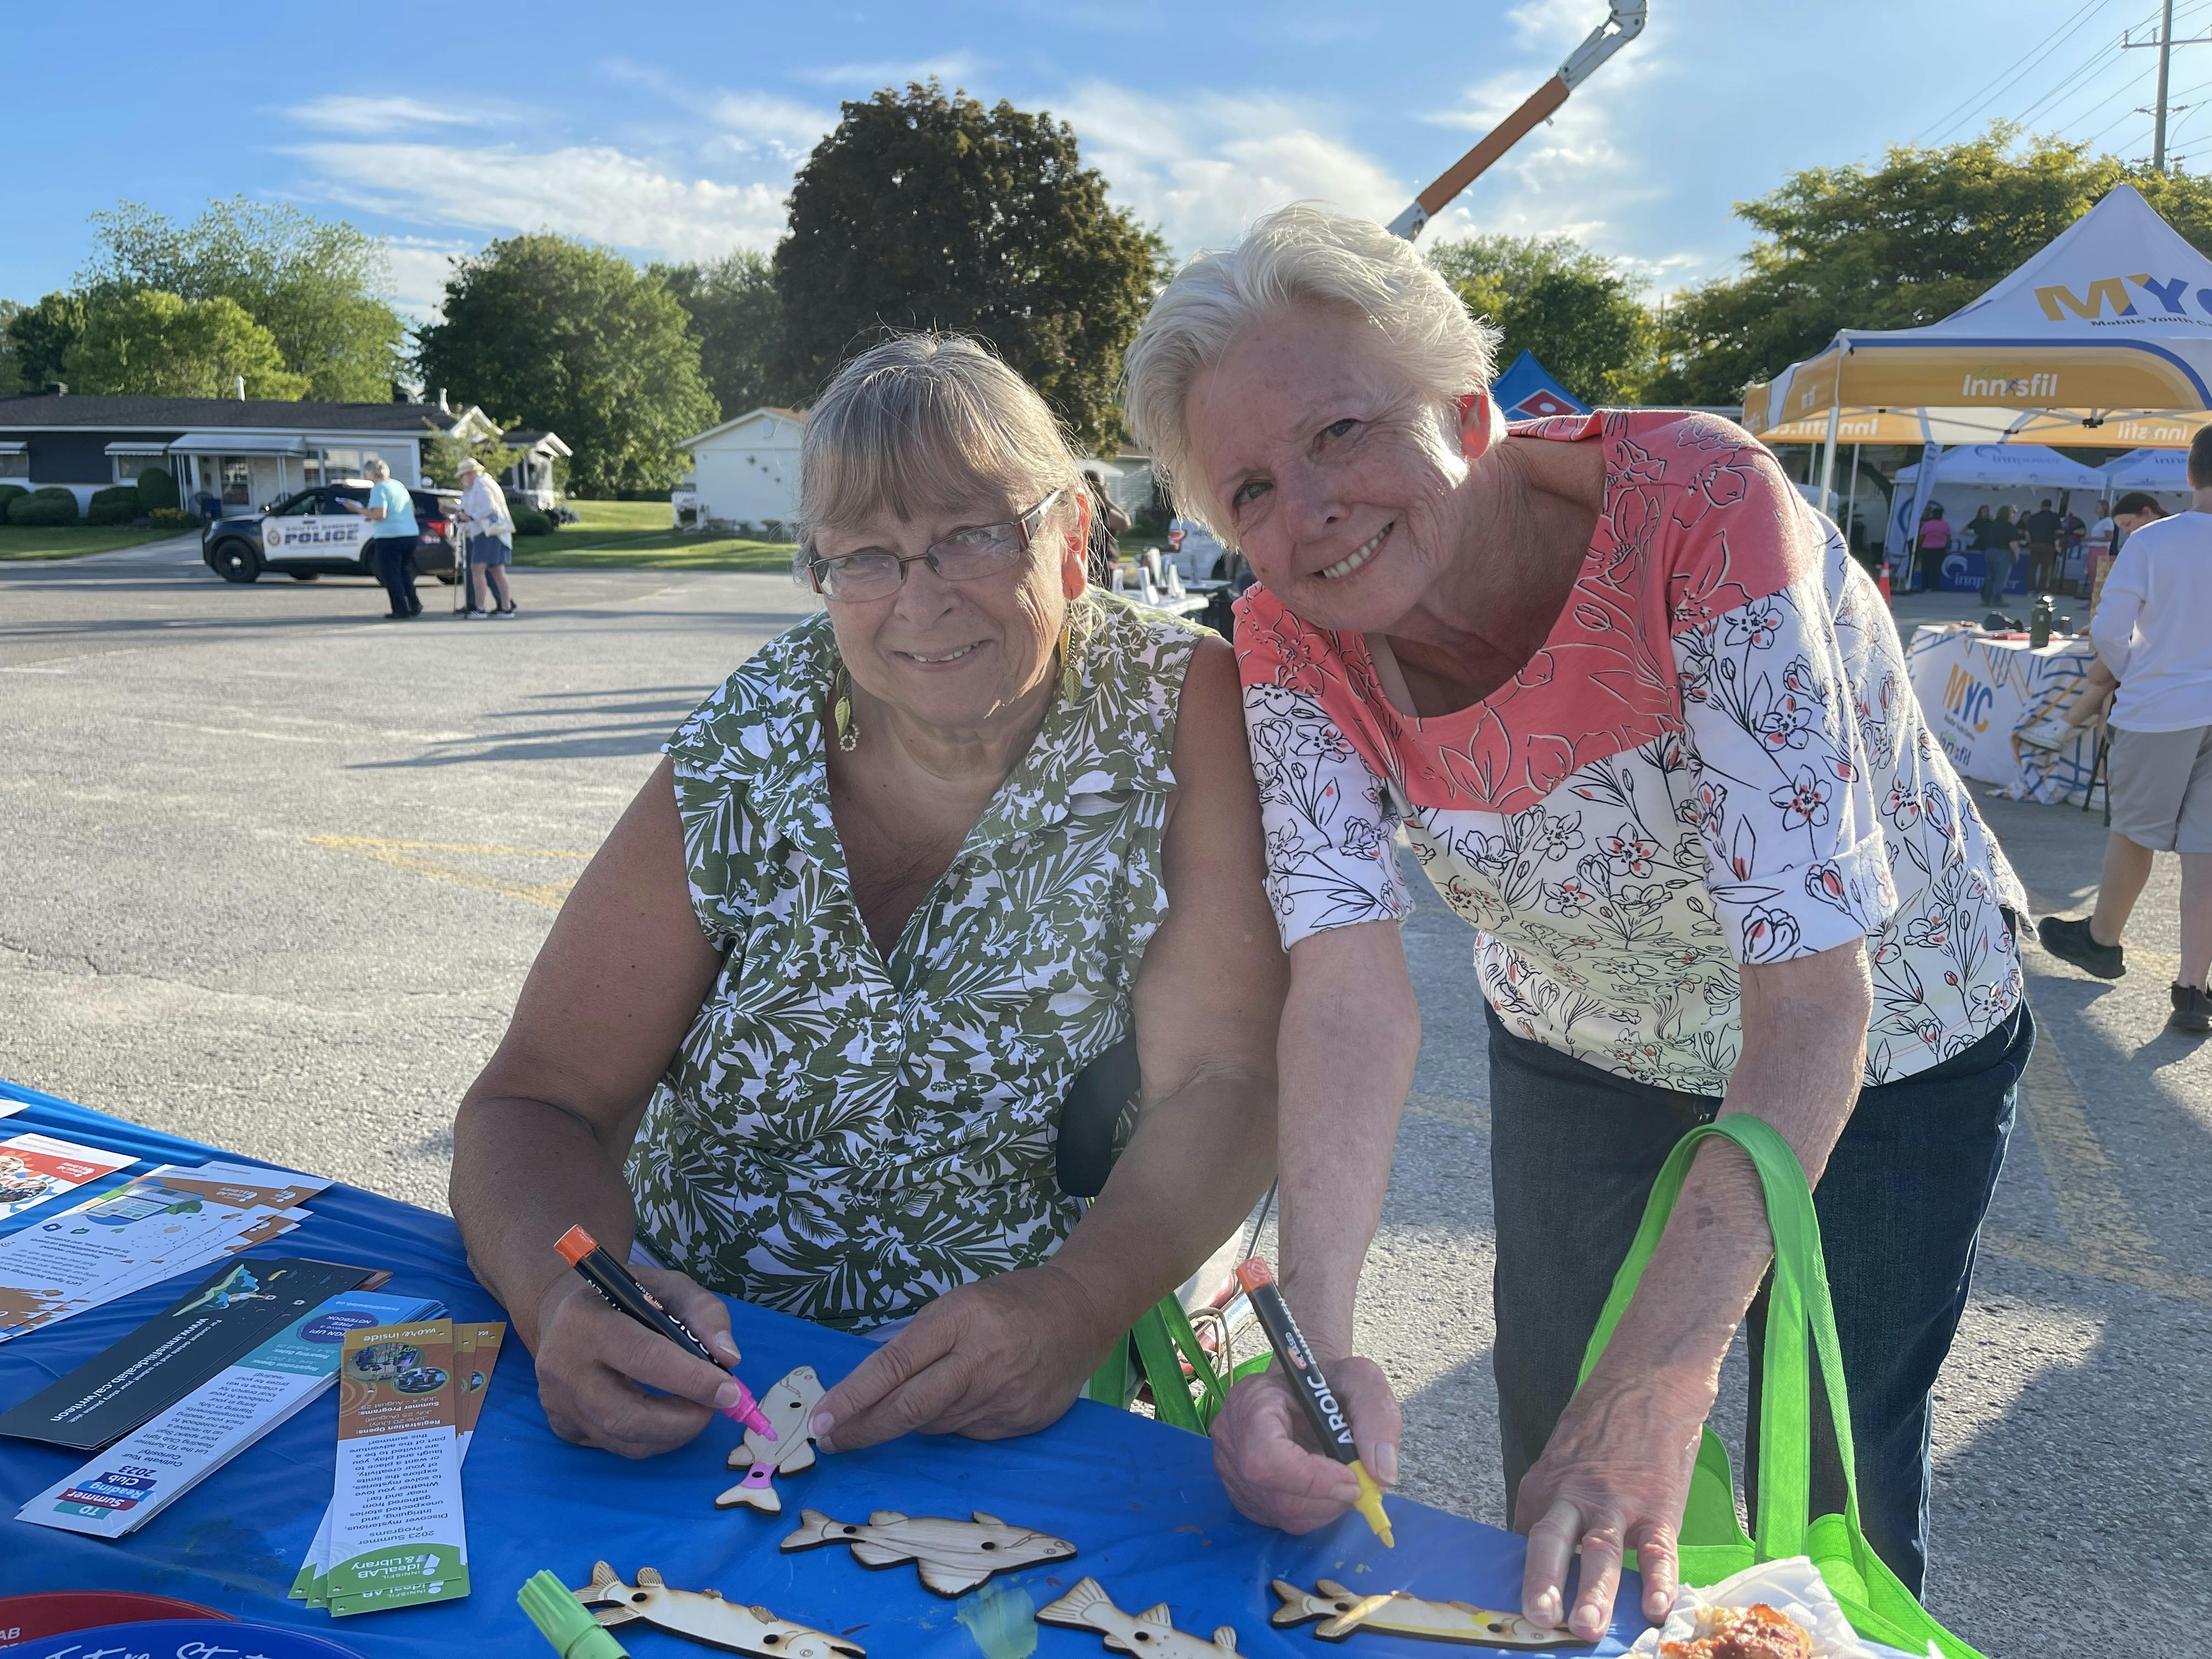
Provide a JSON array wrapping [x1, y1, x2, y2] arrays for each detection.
[[0, 1133, 134, 1220], [16, 1287, 437, 1538], [325, 1320, 470, 1616]]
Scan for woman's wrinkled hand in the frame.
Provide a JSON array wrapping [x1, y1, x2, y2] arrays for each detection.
[[1210, 1355, 1400, 1533], [811, 1264, 1112, 1452], [530, 1265, 746, 1459], [1513, 1371, 1708, 1641]]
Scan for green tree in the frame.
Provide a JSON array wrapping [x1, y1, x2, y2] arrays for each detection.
[[78, 197, 406, 401], [6, 292, 88, 392], [652, 250, 794, 417], [417, 234, 720, 495], [1646, 125, 2212, 404], [774, 81, 1164, 448], [64, 290, 308, 399], [1431, 234, 1653, 404], [420, 420, 521, 490], [0, 300, 20, 393]]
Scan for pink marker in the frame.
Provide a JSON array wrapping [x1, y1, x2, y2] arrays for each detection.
[[556, 1224, 776, 1440]]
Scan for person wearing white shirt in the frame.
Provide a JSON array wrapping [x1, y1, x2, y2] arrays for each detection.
[[2040, 433, 2212, 1034], [455, 458, 518, 619]]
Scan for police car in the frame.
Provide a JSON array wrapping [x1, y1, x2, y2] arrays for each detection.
[[202, 481, 462, 584]]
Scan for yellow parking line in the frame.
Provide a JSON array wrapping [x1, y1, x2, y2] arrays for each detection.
[[306, 835, 584, 912]]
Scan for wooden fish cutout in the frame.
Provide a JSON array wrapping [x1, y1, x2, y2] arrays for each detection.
[[573, 1561, 864, 1659], [718, 1364, 824, 1514], [782, 1507, 1076, 1598], [1038, 1577, 1241, 1659], [1269, 1580, 1576, 1649]]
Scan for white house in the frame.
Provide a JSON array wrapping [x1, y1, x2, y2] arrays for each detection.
[[675, 407, 803, 532]]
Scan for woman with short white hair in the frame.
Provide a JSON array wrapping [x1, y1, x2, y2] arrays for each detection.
[[1125, 204, 2030, 1640], [455, 456, 517, 618], [341, 455, 422, 619]]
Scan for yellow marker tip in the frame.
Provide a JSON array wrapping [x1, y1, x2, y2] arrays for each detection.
[[1350, 1460, 1395, 1548]]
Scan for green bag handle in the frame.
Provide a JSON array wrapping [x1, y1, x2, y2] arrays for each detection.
[[1572, 1116, 1874, 1580], [1089, 1294, 1271, 1432]]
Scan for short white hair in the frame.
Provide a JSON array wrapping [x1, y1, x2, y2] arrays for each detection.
[[361, 456, 391, 480], [1124, 202, 1501, 532]]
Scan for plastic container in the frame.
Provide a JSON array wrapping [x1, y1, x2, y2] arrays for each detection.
[[1, 1620, 362, 1658], [0, 1593, 227, 1644]]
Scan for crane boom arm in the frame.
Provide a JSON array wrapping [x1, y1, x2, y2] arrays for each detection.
[[1385, 0, 1647, 241]]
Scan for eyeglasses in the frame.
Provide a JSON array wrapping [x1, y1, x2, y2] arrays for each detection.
[[807, 490, 1063, 602]]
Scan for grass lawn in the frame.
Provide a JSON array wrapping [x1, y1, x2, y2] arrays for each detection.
[[0, 524, 182, 561], [507, 499, 800, 574]]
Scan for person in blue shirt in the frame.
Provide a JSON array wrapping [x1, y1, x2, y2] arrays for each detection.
[[341, 456, 422, 618]]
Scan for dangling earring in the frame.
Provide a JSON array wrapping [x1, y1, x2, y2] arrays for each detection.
[[832, 661, 858, 751], [1059, 610, 1081, 705]]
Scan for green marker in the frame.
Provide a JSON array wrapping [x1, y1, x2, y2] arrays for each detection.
[[520, 1570, 633, 1659]]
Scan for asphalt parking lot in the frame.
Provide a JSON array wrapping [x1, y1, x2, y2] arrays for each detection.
[[3, 544, 2206, 1656]]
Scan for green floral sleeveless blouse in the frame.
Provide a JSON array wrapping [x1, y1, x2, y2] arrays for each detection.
[[627, 592, 1204, 1330]]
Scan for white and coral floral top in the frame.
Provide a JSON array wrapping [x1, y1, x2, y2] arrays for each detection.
[[1235, 410, 2027, 1093]]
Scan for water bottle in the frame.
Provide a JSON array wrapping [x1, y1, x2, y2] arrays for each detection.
[[2030, 593, 2053, 648]]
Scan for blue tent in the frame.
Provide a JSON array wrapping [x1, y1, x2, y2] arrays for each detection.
[[1491, 348, 1588, 420]]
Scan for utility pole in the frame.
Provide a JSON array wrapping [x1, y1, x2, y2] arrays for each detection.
[[2123, 0, 2212, 172], [2157, 0, 2175, 170]]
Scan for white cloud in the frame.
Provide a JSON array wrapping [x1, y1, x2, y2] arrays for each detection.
[[790, 54, 986, 88], [380, 236, 475, 323], [288, 142, 788, 263], [705, 91, 837, 160], [1059, 83, 1410, 255], [287, 95, 495, 136]]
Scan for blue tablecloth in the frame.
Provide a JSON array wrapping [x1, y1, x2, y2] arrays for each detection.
[[0, 1080, 1640, 1656]]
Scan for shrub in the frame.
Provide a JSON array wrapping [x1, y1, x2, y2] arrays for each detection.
[[87, 485, 140, 525], [136, 464, 179, 511], [148, 506, 193, 531], [511, 505, 554, 537], [0, 484, 26, 518], [9, 488, 82, 527]]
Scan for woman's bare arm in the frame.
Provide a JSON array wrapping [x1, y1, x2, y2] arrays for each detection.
[[449, 755, 748, 1455]]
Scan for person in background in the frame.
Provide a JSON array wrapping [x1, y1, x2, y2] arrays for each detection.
[[2025, 497, 2064, 593], [455, 458, 518, 620], [1914, 504, 1951, 592], [340, 456, 421, 620], [2097, 492, 2168, 616], [1082, 468, 1132, 588], [2042, 433, 2212, 1036], [1980, 504, 2022, 606]]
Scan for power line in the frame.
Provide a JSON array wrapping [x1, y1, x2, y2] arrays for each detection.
[[1916, 0, 2116, 143], [2004, 0, 2212, 137]]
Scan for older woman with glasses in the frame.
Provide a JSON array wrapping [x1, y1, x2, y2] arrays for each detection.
[[450, 332, 1285, 1462]]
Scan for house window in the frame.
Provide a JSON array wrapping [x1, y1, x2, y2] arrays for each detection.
[[0, 447, 26, 479], [221, 458, 252, 506], [111, 452, 163, 485]]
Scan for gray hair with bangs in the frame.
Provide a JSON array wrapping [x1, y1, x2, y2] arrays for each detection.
[[1122, 202, 1502, 537], [798, 332, 1085, 564]]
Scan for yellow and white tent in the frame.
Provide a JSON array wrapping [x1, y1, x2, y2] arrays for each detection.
[[1742, 184, 2212, 489]]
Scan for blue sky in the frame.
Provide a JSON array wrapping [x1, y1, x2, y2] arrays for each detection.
[[10, 0, 2206, 321]]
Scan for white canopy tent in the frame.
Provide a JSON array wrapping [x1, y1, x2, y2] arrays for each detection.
[[1746, 185, 2212, 506], [2098, 445, 2193, 494], [1884, 445, 2109, 570]]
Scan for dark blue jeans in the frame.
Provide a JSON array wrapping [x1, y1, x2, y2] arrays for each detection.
[[372, 537, 419, 615], [1487, 997, 2031, 1596]]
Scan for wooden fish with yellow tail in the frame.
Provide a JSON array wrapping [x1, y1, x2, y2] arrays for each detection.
[[572, 1561, 864, 1658], [782, 1507, 1075, 1596], [1037, 1577, 1243, 1659], [1270, 1579, 1577, 1649]]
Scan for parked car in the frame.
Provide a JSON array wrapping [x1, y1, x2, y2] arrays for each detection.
[[201, 482, 461, 585]]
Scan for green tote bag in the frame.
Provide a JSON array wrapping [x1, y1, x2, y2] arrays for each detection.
[[1573, 1115, 1988, 1659]]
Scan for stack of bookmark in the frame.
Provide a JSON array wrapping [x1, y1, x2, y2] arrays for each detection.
[[0, 1161, 334, 1343], [290, 1317, 505, 1618]]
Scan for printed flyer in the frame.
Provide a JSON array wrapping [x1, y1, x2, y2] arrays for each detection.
[[16, 1288, 439, 1538], [0, 1133, 133, 1220], [301, 1322, 503, 1613], [326, 1320, 469, 1617]]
